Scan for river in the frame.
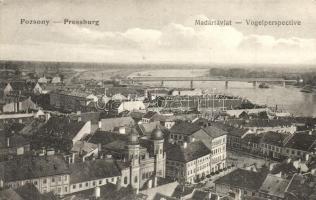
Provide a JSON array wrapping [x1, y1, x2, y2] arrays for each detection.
[[130, 70, 316, 117]]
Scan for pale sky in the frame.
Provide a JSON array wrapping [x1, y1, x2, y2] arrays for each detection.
[[0, 0, 316, 64]]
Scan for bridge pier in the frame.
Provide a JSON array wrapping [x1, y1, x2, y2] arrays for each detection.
[[190, 80, 194, 89], [253, 81, 257, 88], [225, 81, 228, 89], [161, 80, 164, 87]]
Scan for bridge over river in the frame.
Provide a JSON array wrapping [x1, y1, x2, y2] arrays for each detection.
[[125, 76, 298, 89]]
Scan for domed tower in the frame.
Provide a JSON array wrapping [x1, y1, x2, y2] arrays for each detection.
[[127, 132, 140, 166], [126, 131, 141, 191], [151, 127, 166, 178]]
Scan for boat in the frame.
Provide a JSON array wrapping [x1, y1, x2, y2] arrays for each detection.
[[259, 83, 270, 88]]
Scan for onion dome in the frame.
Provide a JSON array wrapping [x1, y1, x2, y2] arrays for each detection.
[[151, 127, 164, 140]]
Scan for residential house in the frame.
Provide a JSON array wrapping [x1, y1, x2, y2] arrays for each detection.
[[0, 155, 70, 196], [69, 159, 121, 194], [32, 116, 91, 153], [282, 131, 316, 159], [0, 130, 30, 160], [117, 101, 146, 114], [49, 90, 98, 112], [214, 168, 268, 200], [165, 141, 211, 183], [260, 131, 289, 159]]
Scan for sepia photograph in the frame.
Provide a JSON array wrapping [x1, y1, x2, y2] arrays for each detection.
[[0, 0, 316, 199]]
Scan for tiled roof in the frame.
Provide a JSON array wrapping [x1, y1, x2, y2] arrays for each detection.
[[88, 131, 129, 145], [100, 117, 134, 131], [0, 188, 24, 200], [69, 159, 121, 184], [286, 174, 315, 200], [37, 116, 86, 140], [0, 130, 30, 149], [0, 155, 69, 182], [201, 125, 227, 138], [284, 132, 316, 151], [260, 131, 288, 146], [166, 141, 211, 162], [170, 121, 201, 136], [259, 174, 290, 198], [214, 168, 267, 191], [142, 111, 158, 119]]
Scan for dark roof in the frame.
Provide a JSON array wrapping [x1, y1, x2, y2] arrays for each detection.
[[284, 132, 316, 151], [0, 188, 24, 200], [214, 168, 267, 191], [37, 116, 86, 140], [88, 131, 129, 145], [242, 134, 262, 144], [260, 131, 288, 146], [142, 111, 158, 119], [227, 119, 293, 128], [212, 122, 248, 137], [166, 141, 211, 162], [69, 159, 121, 184], [201, 125, 227, 138], [286, 174, 315, 200], [0, 155, 69, 182], [0, 131, 30, 149], [170, 121, 201, 136], [270, 161, 298, 175]]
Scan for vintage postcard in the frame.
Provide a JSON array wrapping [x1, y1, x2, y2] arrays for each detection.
[[0, 0, 316, 199]]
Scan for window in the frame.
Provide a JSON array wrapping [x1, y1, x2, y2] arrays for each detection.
[[134, 176, 138, 183], [111, 178, 114, 182], [57, 187, 61, 193], [34, 181, 38, 185], [79, 183, 82, 188], [65, 187, 68, 192], [58, 176, 62, 182], [43, 179, 47, 184], [85, 182, 89, 187], [99, 180, 102, 185], [93, 181, 96, 186], [124, 177, 128, 184], [51, 178, 55, 183], [73, 184, 76, 189], [64, 176, 68, 181]]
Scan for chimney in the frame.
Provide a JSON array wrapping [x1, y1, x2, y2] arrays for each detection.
[[94, 187, 101, 198], [98, 120, 102, 129], [183, 142, 187, 149], [306, 154, 310, 161], [78, 117, 82, 122], [6, 137, 10, 148], [309, 131, 312, 135]]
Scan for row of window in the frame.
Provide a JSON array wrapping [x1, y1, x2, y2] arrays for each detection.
[[72, 177, 115, 190], [42, 175, 68, 184]]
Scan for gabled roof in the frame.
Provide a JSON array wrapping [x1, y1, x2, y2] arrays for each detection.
[[170, 121, 201, 136], [259, 174, 290, 198], [201, 125, 227, 138], [69, 159, 121, 184], [260, 131, 288, 146], [142, 111, 158, 119], [214, 168, 267, 191], [37, 116, 86, 140], [284, 132, 316, 151], [165, 141, 211, 162], [100, 117, 134, 131], [0, 155, 69, 182]]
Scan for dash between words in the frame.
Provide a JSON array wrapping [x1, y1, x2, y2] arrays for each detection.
[[20, 18, 100, 26]]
